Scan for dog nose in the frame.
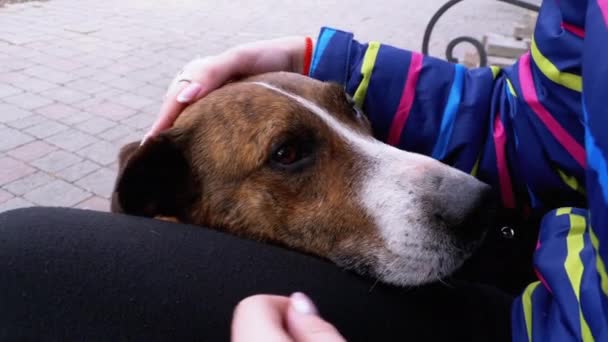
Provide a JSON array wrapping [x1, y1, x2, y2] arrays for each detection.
[[432, 173, 494, 238]]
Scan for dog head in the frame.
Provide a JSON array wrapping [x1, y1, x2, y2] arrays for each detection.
[[112, 72, 493, 286]]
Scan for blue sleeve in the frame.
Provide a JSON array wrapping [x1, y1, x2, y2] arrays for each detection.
[[309, 23, 586, 214]]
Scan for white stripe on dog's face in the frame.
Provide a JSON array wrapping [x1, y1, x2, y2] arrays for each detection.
[[249, 81, 486, 285]]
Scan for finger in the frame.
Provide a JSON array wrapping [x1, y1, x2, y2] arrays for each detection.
[[142, 81, 191, 143], [184, 54, 244, 101], [176, 82, 203, 104], [286, 293, 345, 342], [143, 53, 244, 142], [231, 295, 292, 342], [144, 64, 224, 141]]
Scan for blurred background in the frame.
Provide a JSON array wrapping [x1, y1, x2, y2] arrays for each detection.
[[0, 0, 536, 212]]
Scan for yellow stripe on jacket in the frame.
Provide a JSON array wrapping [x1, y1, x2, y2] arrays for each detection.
[[353, 42, 381, 108], [530, 38, 582, 92], [522, 281, 540, 342], [563, 212, 594, 341], [589, 227, 608, 297]]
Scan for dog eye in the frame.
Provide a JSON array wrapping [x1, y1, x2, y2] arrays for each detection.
[[272, 144, 300, 165], [269, 138, 315, 171]]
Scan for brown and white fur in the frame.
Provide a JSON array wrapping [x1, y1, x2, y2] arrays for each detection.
[[111, 72, 493, 286]]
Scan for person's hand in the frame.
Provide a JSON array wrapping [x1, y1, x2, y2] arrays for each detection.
[[231, 292, 345, 342], [144, 36, 313, 142]]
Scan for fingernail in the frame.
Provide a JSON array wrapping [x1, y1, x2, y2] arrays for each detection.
[[140, 133, 151, 146], [290, 292, 318, 315], [177, 82, 202, 103]]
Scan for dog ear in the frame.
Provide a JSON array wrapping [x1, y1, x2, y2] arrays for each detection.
[[111, 132, 198, 220]]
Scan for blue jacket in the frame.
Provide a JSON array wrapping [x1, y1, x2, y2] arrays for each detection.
[[309, 0, 608, 340]]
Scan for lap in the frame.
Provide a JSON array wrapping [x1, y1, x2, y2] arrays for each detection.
[[0, 207, 513, 341]]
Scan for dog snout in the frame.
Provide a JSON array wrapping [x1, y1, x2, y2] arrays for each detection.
[[431, 171, 494, 238]]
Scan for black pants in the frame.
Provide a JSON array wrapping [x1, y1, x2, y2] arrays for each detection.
[[0, 207, 513, 341]]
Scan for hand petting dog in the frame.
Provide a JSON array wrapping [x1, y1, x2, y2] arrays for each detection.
[[145, 37, 312, 143]]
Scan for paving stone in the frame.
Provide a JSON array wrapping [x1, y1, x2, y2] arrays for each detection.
[[4, 171, 54, 196], [99, 49, 127, 60], [99, 124, 133, 141], [120, 112, 153, 130], [0, 57, 35, 72], [137, 102, 162, 116], [112, 132, 143, 146], [70, 67, 101, 79], [75, 117, 117, 135], [30, 150, 82, 173], [0, 156, 36, 186], [57, 160, 100, 182], [74, 53, 115, 67], [6, 114, 47, 129], [71, 44, 107, 56], [8, 75, 59, 93], [35, 103, 82, 120], [7, 140, 57, 161], [111, 92, 156, 110], [129, 68, 167, 83], [103, 63, 141, 77], [144, 75, 172, 89], [44, 57, 85, 72], [75, 167, 115, 199], [77, 140, 120, 166], [24, 118, 69, 139], [121, 55, 162, 70], [0, 125, 35, 151], [38, 86, 91, 105], [44, 46, 84, 59], [7, 47, 46, 60], [45, 129, 98, 152], [89, 88, 125, 102], [0, 188, 15, 204], [0, 197, 34, 213], [74, 195, 110, 212], [64, 78, 111, 95], [0, 83, 24, 98], [85, 101, 138, 121], [18, 39, 53, 50], [0, 103, 34, 123], [109, 77, 147, 92], [3, 92, 55, 110], [0, 71, 31, 84], [132, 84, 166, 100], [86, 71, 121, 83], [61, 111, 93, 125], [63, 22, 103, 35], [24, 179, 91, 207], [22, 65, 78, 85]]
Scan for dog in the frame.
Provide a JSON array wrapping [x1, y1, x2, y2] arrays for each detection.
[[111, 72, 493, 286]]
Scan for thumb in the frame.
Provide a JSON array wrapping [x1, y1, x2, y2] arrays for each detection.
[[286, 293, 346, 342]]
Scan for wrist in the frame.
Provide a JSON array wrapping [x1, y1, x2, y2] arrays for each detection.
[[290, 36, 315, 75]]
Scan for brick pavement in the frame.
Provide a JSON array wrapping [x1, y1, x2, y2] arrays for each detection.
[[0, 0, 531, 213]]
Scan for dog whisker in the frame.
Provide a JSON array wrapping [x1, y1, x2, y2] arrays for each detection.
[[368, 278, 381, 293], [436, 277, 454, 289]]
